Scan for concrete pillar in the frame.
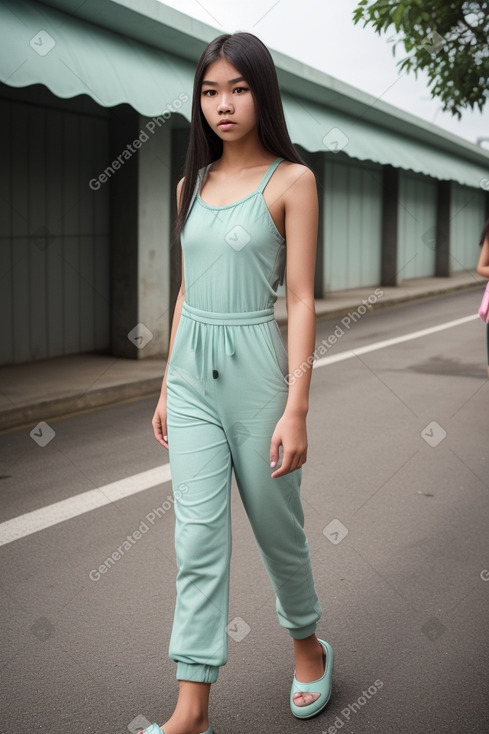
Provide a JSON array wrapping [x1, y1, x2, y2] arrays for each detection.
[[381, 165, 399, 286], [169, 126, 190, 316], [435, 180, 451, 277], [109, 106, 138, 358], [109, 106, 172, 359], [137, 113, 172, 358]]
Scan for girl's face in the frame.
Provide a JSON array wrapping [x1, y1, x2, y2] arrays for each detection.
[[200, 58, 258, 142]]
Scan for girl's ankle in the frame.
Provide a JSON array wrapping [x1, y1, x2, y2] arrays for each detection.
[[172, 708, 208, 727]]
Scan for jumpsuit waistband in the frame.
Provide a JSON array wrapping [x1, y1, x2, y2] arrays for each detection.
[[180, 301, 275, 383], [181, 301, 275, 326]]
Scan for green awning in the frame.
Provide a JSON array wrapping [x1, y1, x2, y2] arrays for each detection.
[[1, 0, 488, 189], [282, 93, 489, 188], [0, 0, 195, 119]]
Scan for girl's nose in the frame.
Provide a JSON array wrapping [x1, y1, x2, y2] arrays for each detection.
[[217, 96, 233, 113]]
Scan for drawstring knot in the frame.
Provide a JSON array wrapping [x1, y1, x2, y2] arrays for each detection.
[[181, 301, 275, 385]]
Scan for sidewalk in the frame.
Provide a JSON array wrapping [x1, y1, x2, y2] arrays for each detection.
[[0, 271, 485, 432]]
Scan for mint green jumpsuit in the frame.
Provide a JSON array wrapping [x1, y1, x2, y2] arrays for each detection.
[[166, 157, 322, 684]]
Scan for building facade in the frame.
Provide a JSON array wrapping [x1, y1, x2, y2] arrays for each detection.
[[1, 0, 488, 366]]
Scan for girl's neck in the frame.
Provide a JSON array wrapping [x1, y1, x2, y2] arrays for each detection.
[[215, 143, 276, 172]]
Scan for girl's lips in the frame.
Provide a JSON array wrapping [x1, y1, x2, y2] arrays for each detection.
[[218, 122, 236, 129]]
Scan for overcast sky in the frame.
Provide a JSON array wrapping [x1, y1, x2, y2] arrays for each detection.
[[157, 0, 489, 149]]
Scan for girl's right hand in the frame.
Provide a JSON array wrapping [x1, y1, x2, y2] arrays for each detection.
[[152, 390, 169, 449]]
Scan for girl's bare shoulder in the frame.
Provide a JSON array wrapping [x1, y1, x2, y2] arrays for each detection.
[[277, 160, 317, 198], [278, 160, 316, 182]]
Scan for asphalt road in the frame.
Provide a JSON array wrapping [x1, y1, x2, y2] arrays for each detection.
[[1, 289, 488, 734]]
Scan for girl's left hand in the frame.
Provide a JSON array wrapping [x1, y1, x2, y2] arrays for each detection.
[[269, 411, 307, 478]]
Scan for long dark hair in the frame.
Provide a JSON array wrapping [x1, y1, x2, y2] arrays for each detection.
[[172, 31, 311, 245], [480, 217, 489, 247]]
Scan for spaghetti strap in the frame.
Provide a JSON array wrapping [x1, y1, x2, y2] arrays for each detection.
[[185, 165, 210, 222], [199, 163, 211, 193], [257, 157, 285, 193], [198, 157, 284, 200]]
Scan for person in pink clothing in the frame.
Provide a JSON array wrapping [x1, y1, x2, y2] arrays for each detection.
[[477, 217, 489, 377]]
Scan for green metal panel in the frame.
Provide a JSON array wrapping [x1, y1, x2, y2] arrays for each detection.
[[398, 173, 437, 280], [323, 158, 382, 291], [449, 185, 487, 271], [0, 86, 110, 365]]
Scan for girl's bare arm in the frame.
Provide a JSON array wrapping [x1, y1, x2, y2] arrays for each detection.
[[268, 164, 318, 478], [282, 165, 318, 417]]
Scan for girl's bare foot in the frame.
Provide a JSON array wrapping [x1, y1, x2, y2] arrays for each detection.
[[292, 634, 326, 707]]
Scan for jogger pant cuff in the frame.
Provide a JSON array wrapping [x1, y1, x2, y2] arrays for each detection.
[[176, 662, 219, 684], [288, 622, 318, 640]]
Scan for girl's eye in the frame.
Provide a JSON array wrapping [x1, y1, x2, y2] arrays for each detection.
[[202, 87, 248, 96]]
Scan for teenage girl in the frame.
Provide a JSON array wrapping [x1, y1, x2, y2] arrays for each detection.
[[147, 31, 333, 734], [477, 218, 489, 377]]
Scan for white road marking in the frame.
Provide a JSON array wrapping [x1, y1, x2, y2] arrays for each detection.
[[313, 314, 479, 368], [0, 313, 481, 548], [0, 464, 171, 547]]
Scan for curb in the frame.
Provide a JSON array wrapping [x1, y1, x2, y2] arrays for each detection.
[[310, 278, 483, 325], [0, 377, 163, 434]]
